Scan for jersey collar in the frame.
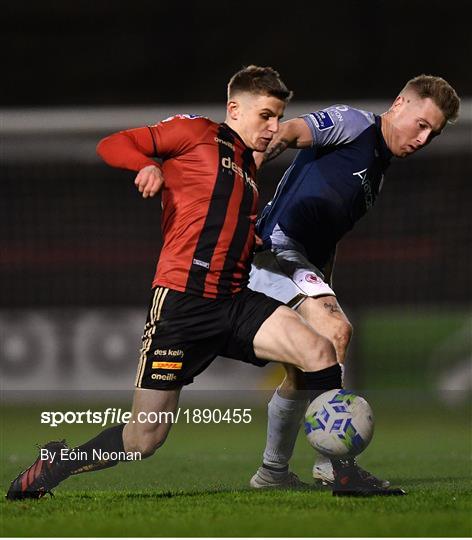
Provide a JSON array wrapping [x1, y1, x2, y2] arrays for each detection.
[[375, 116, 393, 163], [221, 122, 249, 149]]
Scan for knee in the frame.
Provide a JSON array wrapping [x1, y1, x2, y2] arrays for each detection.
[[332, 320, 353, 356], [123, 425, 167, 458]]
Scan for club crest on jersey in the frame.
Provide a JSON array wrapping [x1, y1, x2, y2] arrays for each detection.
[[312, 110, 334, 131], [162, 114, 206, 123], [305, 273, 322, 284]]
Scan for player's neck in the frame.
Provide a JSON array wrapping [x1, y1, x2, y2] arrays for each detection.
[[223, 118, 249, 147], [380, 112, 395, 154]]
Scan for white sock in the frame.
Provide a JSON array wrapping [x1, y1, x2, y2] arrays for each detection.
[[313, 452, 331, 468], [262, 388, 309, 470]]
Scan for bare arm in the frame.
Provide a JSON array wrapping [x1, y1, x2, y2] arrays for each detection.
[[254, 118, 313, 167]]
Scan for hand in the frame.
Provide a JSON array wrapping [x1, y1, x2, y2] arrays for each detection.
[[254, 234, 263, 247], [134, 165, 165, 198]]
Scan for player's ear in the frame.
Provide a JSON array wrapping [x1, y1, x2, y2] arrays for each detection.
[[227, 99, 240, 120], [391, 95, 405, 111]]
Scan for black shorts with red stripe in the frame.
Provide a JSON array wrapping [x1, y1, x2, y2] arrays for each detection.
[[135, 286, 283, 389]]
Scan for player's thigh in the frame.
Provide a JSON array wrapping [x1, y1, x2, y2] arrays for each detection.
[[123, 387, 181, 454], [253, 305, 336, 371], [296, 295, 353, 349]]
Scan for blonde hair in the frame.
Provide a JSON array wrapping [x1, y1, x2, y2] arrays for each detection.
[[402, 75, 460, 124]]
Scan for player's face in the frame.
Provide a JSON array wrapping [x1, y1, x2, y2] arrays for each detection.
[[387, 95, 446, 158], [226, 93, 286, 152]]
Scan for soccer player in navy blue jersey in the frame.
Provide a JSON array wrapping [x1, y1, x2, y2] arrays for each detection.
[[248, 75, 460, 489]]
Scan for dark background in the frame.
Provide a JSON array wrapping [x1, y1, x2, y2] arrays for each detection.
[[3, 0, 470, 106]]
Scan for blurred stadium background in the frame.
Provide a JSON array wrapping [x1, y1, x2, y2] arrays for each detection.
[[1, 1, 471, 407]]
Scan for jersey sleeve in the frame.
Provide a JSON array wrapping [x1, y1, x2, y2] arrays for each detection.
[[301, 105, 375, 148], [147, 115, 211, 159], [96, 114, 211, 171]]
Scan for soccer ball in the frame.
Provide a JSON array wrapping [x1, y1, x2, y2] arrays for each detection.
[[304, 389, 374, 458]]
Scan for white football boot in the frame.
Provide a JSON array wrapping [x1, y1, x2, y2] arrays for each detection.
[[313, 453, 391, 488], [250, 466, 308, 489]]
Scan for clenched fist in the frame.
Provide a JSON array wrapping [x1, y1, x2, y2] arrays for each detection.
[[134, 165, 165, 198]]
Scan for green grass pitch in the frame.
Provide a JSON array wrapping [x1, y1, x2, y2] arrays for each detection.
[[1, 397, 471, 537]]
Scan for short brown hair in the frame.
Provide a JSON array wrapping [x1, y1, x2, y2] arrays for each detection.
[[402, 74, 460, 124], [227, 65, 293, 103]]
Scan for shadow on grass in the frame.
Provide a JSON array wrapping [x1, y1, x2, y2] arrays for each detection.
[[64, 483, 326, 501]]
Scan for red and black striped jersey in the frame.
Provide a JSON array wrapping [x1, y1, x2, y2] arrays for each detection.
[[97, 115, 258, 299]]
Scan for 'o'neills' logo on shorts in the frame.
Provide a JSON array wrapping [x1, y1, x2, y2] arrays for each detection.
[[151, 373, 177, 381], [152, 362, 183, 370]]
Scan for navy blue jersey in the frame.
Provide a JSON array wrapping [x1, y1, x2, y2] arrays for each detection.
[[257, 105, 393, 270]]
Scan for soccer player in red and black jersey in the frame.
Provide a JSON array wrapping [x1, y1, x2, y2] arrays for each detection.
[[7, 65, 399, 500]]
